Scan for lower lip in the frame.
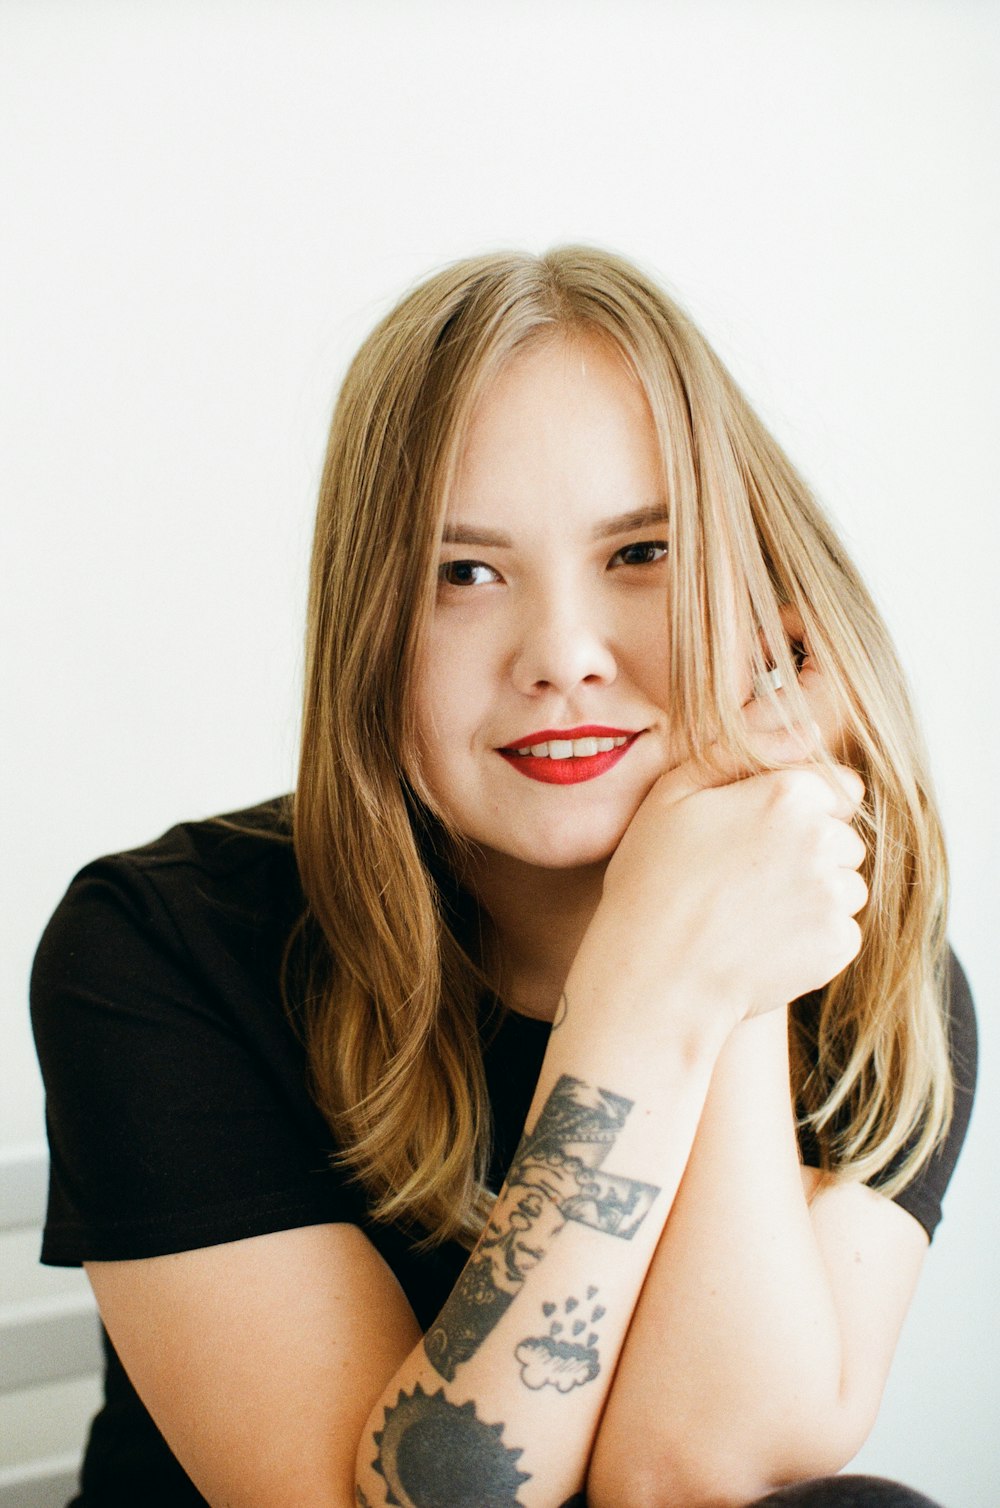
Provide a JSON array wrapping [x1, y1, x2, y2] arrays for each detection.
[[498, 735, 640, 785]]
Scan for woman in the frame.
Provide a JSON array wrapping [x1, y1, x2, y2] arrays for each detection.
[[32, 247, 976, 1508]]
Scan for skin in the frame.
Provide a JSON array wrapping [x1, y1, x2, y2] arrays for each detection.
[[415, 331, 680, 874], [412, 330, 841, 1019], [86, 329, 928, 1508], [414, 332, 696, 1015]]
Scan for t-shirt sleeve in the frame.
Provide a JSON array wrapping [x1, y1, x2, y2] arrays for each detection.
[[31, 855, 362, 1266], [875, 946, 978, 1242]]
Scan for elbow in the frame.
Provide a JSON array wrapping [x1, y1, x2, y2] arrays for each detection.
[[587, 1421, 769, 1508], [588, 1445, 775, 1508], [587, 1410, 872, 1508]]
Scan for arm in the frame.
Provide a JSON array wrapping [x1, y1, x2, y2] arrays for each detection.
[[588, 1009, 928, 1508], [87, 729, 866, 1506], [86, 1223, 424, 1508], [353, 745, 870, 1507], [588, 645, 926, 1507], [91, 1009, 912, 1508], [86, 979, 728, 1508], [353, 976, 729, 1508]]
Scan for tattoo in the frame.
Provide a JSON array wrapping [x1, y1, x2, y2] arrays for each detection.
[[356, 1489, 374, 1507], [515, 1289, 604, 1393], [424, 1074, 658, 1380], [551, 989, 568, 1029], [372, 1383, 530, 1507]]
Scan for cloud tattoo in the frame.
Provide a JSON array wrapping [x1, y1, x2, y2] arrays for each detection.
[[515, 1334, 600, 1392], [515, 1290, 604, 1393]]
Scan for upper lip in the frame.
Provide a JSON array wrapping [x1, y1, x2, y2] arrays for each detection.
[[499, 725, 639, 749]]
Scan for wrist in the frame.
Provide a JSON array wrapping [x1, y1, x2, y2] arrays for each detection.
[[562, 918, 738, 1069]]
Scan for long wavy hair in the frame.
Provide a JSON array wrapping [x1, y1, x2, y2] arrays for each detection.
[[292, 246, 953, 1247]]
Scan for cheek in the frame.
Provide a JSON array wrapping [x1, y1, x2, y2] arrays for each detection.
[[621, 602, 672, 701], [411, 622, 495, 779]]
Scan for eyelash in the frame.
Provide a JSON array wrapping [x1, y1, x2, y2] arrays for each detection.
[[437, 540, 669, 588], [438, 560, 501, 587], [609, 540, 669, 569]]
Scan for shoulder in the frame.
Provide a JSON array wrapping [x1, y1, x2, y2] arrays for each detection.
[[72, 791, 298, 906], [58, 791, 294, 887], [30, 797, 353, 1266], [32, 795, 300, 1003]]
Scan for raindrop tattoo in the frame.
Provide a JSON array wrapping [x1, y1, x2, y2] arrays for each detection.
[[514, 1289, 605, 1393]]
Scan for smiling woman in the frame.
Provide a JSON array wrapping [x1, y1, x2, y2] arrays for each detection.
[[414, 334, 677, 863], [30, 249, 975, 1507]]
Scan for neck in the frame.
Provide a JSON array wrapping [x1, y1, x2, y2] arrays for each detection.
[[464, 847, 606, 1023]]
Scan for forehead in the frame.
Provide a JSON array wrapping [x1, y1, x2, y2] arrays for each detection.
[[448, 331, 664, 525]]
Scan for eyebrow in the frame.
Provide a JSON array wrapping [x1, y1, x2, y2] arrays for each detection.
[[440, 504, 670, 549]]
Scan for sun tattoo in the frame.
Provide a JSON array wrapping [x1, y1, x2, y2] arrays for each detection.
[[372, 1383, 530, 1508]]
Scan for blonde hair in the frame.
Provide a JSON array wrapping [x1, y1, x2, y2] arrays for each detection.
[[293, 247, 953, 1246]]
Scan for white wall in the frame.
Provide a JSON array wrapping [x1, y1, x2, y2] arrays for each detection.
[[2, 1, 996, 1501]]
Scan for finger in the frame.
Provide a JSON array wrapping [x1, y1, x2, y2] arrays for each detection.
[[773, 605, 859, 761], [828, 817, 868, 872], [653, 747, 743, 805], [741, 682, 823, 744], [655, 721, 823, 808], [804, 764, 865, 822], [841, 867, 869, 918], [825, 763, 865, 820]]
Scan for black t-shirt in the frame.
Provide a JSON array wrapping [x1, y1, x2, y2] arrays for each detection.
[[30, 798, 978, 1506]]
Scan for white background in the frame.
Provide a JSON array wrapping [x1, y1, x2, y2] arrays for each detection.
[[1, 2, 997, 1502]]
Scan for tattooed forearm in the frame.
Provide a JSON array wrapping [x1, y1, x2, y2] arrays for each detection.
[[506, 1073, 661, 1239], [515, 1288, 604, 1393], [372, 1384, 530, 1507], [424, 1074, 659, 1380]]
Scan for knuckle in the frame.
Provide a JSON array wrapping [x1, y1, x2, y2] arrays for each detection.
[[844, 916, 863, 961], [849, 871, 869, 914], [768, 767, 814, 811], [834, 763, 866, 809]]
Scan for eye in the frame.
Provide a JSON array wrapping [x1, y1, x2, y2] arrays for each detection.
[[438, 559, 501, 587], [608, 540, 669, 569]]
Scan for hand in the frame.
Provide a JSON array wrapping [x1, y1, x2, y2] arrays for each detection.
[[769, 603, 849, 759], [595, 628, 868, 1029]]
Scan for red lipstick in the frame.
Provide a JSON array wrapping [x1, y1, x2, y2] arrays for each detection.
[[497, 726, 642, 786], [502, 725, 634, 746]]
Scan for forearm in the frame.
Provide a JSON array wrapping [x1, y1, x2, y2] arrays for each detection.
[[589, 1009, 861, 1506], [355, 959, 729, 1508]]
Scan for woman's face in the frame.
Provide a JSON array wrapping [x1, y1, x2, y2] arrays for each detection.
[[411, 331, 687, 874]]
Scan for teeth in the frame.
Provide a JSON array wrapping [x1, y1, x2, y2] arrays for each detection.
[[512, 735, 629, 758]]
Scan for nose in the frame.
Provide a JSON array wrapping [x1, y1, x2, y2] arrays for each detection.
[[508, 587, 618, 696]]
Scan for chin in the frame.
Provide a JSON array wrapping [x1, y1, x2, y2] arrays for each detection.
[[496, 816, 631, 872]]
